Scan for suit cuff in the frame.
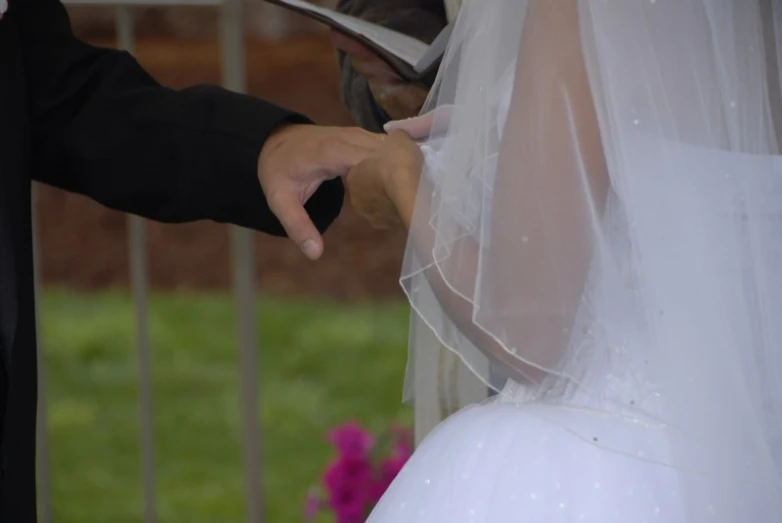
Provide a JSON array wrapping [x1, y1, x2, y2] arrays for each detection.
[[198, 89, 345, 236]]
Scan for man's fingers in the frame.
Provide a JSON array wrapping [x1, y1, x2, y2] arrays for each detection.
[[330, 31, 386, 62], [352, 57, 399, 81], [376, 84, 429, 121], [331, 31, 400, 80], [267, 190, 324, 260], [330, 31, 399, 80]]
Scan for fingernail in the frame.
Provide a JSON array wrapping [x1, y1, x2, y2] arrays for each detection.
[[301, 239, 321, 260], [384, 119, 407, 133]]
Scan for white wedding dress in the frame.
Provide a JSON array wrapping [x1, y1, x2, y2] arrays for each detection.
[[368, 1, 782, 522]]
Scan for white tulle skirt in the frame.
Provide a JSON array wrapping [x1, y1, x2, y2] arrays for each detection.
[[367, 381, 705, 523]]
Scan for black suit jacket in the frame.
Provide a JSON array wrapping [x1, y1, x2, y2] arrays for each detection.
[[0, 1, 343, 520]]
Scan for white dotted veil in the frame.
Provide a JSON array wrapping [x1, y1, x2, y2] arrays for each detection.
[[401, 0, 782, 518]]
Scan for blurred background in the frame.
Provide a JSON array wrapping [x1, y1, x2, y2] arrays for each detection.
[[37, 2, 411, 521]]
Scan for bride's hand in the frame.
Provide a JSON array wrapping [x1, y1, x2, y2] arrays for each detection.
[[383, 105, 454, 141], [345, 131, 423, 229]]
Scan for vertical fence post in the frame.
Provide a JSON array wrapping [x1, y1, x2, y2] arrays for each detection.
[[219, 1, 264, 522], [51, 3, 263, 521], [115, 7, 158, 523], [33, 185, 53, 523]]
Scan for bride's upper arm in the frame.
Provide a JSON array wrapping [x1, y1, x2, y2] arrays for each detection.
[[479, 0, 609, 371]]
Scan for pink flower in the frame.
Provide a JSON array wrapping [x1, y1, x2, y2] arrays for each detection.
[[383, 454, 408, 478], [368, 442, 411, 504], [308, 421, 413, 521], [330, 487, 367, 523], [323, 455, 372, 491], [326, 468, 371, 523], [392, 438, 412, 461], [369, 454, 407, 502], [389, 423, 413, 447], [367, 476, 391, 505], [338, 506, 366, 523], [328, 422, 375, 459], [323, 455, 374, 519]]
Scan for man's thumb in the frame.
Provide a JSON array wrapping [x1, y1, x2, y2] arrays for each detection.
[[267, 190, 324, 261]]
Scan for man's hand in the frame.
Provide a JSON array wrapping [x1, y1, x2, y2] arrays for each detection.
[[258, 124, 383, 260], [331, 31, 430, 122], [345, 131, 423, 230]]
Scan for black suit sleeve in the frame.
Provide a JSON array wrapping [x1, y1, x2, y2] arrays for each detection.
[[17, 0, 343, 236]]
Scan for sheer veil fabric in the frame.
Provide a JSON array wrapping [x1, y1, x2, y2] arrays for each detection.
[[400, 0, 782, 518]]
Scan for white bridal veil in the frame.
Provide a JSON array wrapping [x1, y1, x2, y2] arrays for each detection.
[[401, 0, 782, 519]]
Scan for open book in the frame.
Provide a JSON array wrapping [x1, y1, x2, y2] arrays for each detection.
[[265, 0, 454, 81]]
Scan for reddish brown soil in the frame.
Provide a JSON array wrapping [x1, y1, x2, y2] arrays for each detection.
[[37, 35, 407, 300]]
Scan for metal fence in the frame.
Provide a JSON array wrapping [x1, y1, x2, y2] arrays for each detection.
[[31, 1, 782, 521], [33, 2, 486, 520], [36, 2, 262, 522]]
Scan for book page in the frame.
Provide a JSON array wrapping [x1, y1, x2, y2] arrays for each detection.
[[273, 0, 429, 66]]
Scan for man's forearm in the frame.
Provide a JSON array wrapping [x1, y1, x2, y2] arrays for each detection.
[[20, 0, 343, 235], [336, 0, 447, 131]]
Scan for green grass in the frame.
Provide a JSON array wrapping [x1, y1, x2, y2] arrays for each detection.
[[38, 289, 411, 523]]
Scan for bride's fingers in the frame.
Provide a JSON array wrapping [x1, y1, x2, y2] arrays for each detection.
[[384, 114, 435, 140], [384, 105, 454, 140]]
